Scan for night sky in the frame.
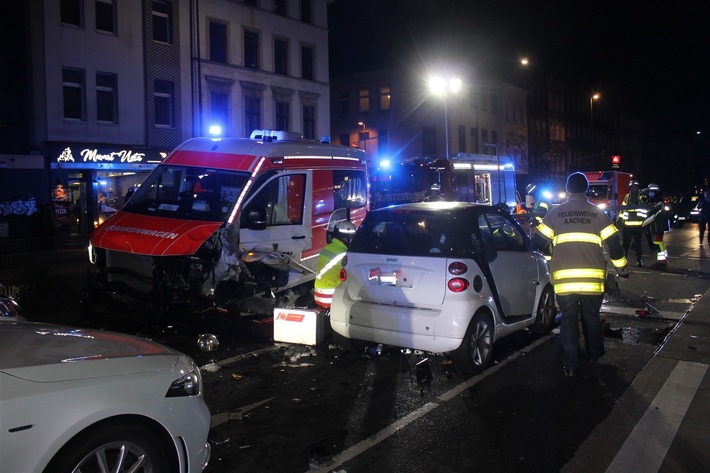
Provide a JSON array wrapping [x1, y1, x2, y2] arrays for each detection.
[[329, 0, 710, 135]]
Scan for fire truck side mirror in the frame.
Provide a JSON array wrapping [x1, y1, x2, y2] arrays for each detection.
[[246, 208, 268, 230]]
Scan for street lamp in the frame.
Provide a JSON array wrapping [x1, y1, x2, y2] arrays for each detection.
[[590, 93, 600, 126], [357, 121, 368, 152], [428, 76, 462, 160]]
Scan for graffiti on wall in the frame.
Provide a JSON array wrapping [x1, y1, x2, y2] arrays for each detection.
[[0, 195, 38, 217]]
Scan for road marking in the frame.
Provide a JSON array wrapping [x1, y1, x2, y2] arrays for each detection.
[[605, 360, 707, 473], [311, 335, 551, 472]]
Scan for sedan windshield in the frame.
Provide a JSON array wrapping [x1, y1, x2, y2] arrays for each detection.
[[123, 165, 250, 222]]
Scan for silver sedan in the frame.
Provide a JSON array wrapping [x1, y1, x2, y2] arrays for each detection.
[[0, 320, 211, 472]]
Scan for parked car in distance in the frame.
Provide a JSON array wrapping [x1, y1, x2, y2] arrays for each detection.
[[330, 202, 557, 373], [669, 193, 701, 227], [0, 293, 24, 322], [0, 320, 211, 473]]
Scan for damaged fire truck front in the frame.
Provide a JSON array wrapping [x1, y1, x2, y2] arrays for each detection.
[[88, 130, 368, 311]]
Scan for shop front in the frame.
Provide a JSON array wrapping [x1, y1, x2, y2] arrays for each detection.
[[49, 144, 168, 239]]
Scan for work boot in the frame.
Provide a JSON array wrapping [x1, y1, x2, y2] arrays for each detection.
[[636, 258, 643, 267]]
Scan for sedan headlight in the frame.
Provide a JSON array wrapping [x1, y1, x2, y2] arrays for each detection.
[[166, 369, 202, 397]]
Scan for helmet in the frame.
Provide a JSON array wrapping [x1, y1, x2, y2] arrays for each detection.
[[525, 183, 537, 194], [430, 183, 441, 192], [629, 180, 640, 187], [648, 183, 660, 191], [333, 221, 356, 242]]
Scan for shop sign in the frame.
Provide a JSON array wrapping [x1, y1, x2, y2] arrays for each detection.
[[57, 147, 146, 164], [51, 145, 168, 169]]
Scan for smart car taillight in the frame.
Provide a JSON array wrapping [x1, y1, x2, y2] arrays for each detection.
[[339, 268, 347, 282], [448, 262, 468, 275], [448, 277, 469, 292]]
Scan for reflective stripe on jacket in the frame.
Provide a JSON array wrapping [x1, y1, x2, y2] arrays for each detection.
[[314, 238, 348, 307], [537, 193, 627, 295], [619, 193, 648, 227]]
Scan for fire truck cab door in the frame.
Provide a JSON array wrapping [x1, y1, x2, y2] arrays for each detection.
[[240, 170, 312, 265]]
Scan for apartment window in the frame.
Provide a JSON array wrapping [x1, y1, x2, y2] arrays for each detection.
[[301, 45, 314, 80], [95, 0, 116, 33], [243, 0, 257, 6], [302, 105, 315, 139], [357, 88, 369, 114], [481, 129, 488, 148], [273, 0, 287, 16], [96, 72, 118, 123], [492, 131, 498, 146], [300, 0, 312, 24], [471, 128, 479, 153], [61, 0, 84, 27], [154, 80, 174, 127], [378, 129, 389, 152], [339, 134, 349, 147], [152, 1, 172, 44], [210, 91, 229, 132], [378, 85, 391, 111], [274, 38, 288, 75], [209, 21, 228, 63], [458, 125, 466, 153], [422, 126, 436, 157], [338, 91, 349, 116], [245, 97, 261, 135], [63, 68, 85, 121], [244, 30, 259, 69], [275, 102, 289, 131]]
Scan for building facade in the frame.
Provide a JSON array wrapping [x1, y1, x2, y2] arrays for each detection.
[[0, 0, 330, 249], [330, 66, 529, 175]]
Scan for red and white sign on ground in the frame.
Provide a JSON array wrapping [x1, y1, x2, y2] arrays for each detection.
[[273, 308, 323, 345]]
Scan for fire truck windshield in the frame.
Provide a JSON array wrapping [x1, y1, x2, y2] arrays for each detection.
[[123, 165, 250, 221], [586, 182, 609, 201]]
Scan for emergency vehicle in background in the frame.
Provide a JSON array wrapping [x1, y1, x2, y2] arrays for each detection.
[[88, 130, 368, 309], [370, 153, 519, 211], [583, 170, 633, 220]]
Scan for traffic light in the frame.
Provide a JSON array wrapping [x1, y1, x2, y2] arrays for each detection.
[[611, 155, 620, 168]]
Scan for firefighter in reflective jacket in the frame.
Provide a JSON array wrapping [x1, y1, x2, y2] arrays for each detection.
[[640, 183, 668, 269], [314, 221, 356, 309], [618, 179, 646, 267], [537, 172, 629, 377]]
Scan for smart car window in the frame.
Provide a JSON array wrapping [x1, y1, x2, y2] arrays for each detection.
[[482, 213, 526, 252], [350, 210, 455, 256]]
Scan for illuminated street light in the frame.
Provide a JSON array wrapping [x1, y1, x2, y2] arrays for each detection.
[[357, 121, 366, 132], [590, 93, 601, 125], [428, 76, 462, 160]]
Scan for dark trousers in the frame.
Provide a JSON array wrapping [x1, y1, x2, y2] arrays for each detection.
[[700, 217, 709, 243], [622, 226, 643, 260], [556, 293, 605, 371]]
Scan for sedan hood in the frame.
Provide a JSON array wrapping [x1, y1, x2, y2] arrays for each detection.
[[90, 211, 223, 256], [0, 322, 180, 381]]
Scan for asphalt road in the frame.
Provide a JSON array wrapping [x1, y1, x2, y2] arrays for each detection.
[[17, 223, 710, 473]]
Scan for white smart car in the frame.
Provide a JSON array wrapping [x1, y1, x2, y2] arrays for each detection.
[[330, 202, 556, 373], [0, 320, 211, 472]]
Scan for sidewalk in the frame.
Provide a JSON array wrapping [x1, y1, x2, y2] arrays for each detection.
[[0, 235, 91, 287], [564, 286, 710, 472]]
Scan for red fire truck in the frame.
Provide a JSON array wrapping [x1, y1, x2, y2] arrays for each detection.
[[88, 130, 368, 308], [583, 170, 633, 220]]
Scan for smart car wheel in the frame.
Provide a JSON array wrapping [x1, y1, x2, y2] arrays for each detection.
[[530, 285, 557, 334], [451, 312, 493, 374], [47, 422, 170, 473]]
